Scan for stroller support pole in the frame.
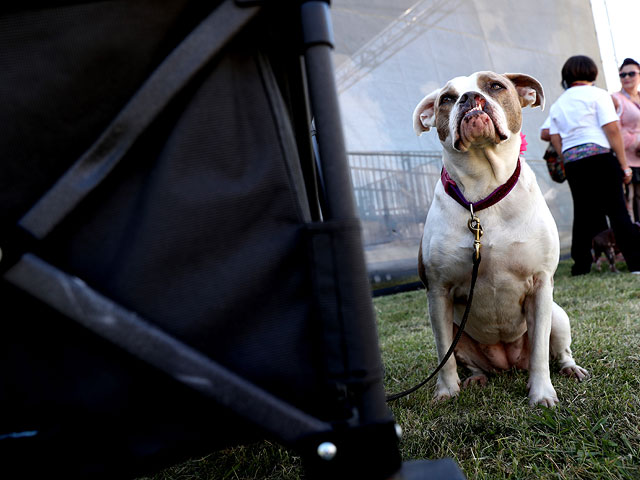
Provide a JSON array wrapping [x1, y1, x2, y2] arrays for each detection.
[[301, 1, 357, 223]]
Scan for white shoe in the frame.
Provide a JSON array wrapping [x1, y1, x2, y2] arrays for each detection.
[[631, 271, 640, 275]]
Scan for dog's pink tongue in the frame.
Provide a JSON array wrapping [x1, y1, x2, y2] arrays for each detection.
[[460, 111, 495, 144]]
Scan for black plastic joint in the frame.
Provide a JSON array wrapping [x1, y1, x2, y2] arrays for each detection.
[[301, 1, 334, 48], [297, 421, 402, 480]]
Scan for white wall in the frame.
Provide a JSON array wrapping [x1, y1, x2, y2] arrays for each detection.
[[331, 0, 602, 274], [333, 0, 603, 159]]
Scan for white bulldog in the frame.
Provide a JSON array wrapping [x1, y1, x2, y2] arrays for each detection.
[[413, 72, 588, 407]]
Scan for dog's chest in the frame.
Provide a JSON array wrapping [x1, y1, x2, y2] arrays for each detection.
[[453, 227, 540, 293], [425, 201, 551, 276], [449, 238, 539, 342], [422, 193, 557, 343]]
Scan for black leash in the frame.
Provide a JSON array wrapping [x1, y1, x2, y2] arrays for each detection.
[[386, 208, 483, 403]]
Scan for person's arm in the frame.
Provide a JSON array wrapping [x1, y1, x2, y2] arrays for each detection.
[[540, 128, 550, 142], [602, 120, 633, 184], [549, 133, 563, 160]]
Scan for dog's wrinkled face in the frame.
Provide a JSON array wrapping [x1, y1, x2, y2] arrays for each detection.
[[413, 72, 544, 152]]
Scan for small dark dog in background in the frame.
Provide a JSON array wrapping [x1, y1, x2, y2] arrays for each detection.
[[591, 222, 640, 272]]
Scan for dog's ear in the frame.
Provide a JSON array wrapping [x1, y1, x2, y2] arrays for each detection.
[[504, 73, 545, 110], [413, 88, 441, 135]]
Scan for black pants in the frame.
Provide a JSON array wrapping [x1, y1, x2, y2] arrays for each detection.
[[565, 153, 640, 274], [630, 167, 640, 222]]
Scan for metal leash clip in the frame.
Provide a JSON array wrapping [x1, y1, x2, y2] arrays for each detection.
[[467, 204, 483, 261]]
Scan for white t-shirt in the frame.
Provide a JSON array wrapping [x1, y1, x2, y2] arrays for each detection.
[[548, 85, 619, 152]]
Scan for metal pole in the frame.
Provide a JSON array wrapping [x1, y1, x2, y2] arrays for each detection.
[[301, 1, 358, 222]]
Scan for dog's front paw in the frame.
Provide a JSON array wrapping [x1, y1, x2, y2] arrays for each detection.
[[527, 378, 558, 407], [561, 365, 589, 381], [433, 377, 460, 402]]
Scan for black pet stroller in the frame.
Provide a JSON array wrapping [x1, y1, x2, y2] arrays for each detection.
[[0, 1, 465, 478]]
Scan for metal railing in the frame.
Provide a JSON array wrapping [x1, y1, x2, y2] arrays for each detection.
[[348, 152, 573, 271], [348, 151, 442, 246]]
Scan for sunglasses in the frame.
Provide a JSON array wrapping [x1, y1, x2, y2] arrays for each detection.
[[619, 71, 638, 78]]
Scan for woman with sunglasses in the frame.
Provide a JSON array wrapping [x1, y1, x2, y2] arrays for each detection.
[[612, 58, 640, 222], [548, 55, 640, 275]]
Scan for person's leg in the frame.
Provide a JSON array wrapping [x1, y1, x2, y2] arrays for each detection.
[[601, 156, 640, 272], [564, 157, 609, 275]]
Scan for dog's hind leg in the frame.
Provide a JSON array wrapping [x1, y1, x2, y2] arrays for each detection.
[[462, 367, 488, 388], [451, 325, 491, 388], [591, 248, 602, 271], [605, 245, 618, 272], [550, 302, 589, 381]]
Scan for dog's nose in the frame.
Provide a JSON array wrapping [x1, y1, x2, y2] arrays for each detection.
[[460, 92, 486, 110]]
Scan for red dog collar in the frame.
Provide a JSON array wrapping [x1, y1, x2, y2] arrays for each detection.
[[441, 158, 521, 212]]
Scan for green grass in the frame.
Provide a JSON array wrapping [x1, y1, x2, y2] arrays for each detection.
[[142, 261, 640, 479]]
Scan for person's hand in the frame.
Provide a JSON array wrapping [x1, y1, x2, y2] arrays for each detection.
[[623, 167, 633, 184]]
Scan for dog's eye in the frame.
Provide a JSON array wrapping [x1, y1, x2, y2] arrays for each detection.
[[490, 82, 505, 91], [440, 94, 456, 105]]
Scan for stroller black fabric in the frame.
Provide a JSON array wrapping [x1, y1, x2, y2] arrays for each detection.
[[0, 1, 402, 478]]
